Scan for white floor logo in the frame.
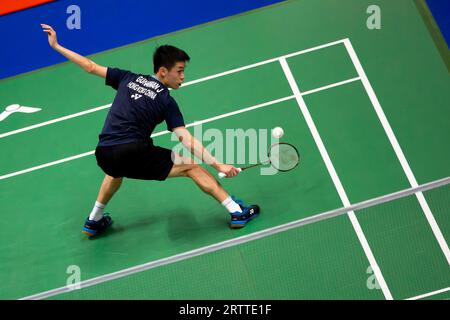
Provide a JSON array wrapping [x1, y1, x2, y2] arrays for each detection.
[[0, 104, 42, 122], [131, 94, 142, 100]]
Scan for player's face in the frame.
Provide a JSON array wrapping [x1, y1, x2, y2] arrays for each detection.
[[166, 62, 186, 89]]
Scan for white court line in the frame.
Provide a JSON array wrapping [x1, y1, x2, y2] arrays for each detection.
[[182, 39, 346, 87], [343, 39, 450, 265], [0, 39, 346, 140], [0, 151, 95, 181], [0, 104, 111, 139], [279, 57, 393, 300], [20, 177, 449, 300], [406, 286, 450, 300], [0, 74, 360, 181], [0, 95, 295, 181], [302, 77, 360, 96], [185, 95, 294, 127]]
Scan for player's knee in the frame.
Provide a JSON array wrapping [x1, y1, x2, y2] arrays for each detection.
[[186, 164, 201, 177]]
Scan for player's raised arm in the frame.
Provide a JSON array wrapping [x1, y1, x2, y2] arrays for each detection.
[[41, 23, 107, 78]]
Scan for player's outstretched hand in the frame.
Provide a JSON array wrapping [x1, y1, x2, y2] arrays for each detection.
[[41, 24, 59, 48], [216, 164, 240, 178]]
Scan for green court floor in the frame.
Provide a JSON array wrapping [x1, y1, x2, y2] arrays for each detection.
[[0, 0, 449, 300]]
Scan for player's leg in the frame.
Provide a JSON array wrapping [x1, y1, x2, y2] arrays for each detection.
[[96, 175, 123, 205], [82, 175, 122, 237], [87, 175, 122, 221], [167, 155, 228, 202], [83, 141, 127, 237], [169, 164, 229, 202], [168, 155, 260, 228]]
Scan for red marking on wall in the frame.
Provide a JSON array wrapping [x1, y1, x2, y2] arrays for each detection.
[[0, 0, 55, 16]]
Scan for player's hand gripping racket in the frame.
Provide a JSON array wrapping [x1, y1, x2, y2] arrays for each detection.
[[218, 142, 300, 178]]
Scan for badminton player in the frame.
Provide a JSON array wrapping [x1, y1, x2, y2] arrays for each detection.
[[41, 24, 260, 236]]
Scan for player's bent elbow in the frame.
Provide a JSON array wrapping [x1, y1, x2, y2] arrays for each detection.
[[86, 62, 107, 78]]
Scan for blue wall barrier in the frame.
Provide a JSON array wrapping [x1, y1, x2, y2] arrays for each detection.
[[0, 0, 284, 79], [426, 0, 450, 47]]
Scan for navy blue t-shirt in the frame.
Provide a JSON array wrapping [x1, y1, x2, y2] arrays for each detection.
[[98, 67, 185, 146]]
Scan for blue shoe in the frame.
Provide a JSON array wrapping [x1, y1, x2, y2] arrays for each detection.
[[231, 195, 245, 207], [229, 200, 260, 229], [82, 214, 113, 237]]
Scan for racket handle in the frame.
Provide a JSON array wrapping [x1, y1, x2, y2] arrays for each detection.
[[218, 168, 242, 179]]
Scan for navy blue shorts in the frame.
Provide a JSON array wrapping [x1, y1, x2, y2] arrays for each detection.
[[95, 141, 175, 181]]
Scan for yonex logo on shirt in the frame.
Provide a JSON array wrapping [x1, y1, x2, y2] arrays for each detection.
[[127, 82, 158, 100], [131, 94, 142, 100]]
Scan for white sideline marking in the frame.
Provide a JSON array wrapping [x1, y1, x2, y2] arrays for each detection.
[[181, 39, 346, 88], [20, 177, 450, 300], [0, 39, 346, 139], [406, 286, 450, 300], [302, 77, 360, 96], [279, 57, 393, 300], [0, 151, 95, 181], [343, 38, 450, 265], [0, 96, 295, 181], [0, 104, 112, 139]]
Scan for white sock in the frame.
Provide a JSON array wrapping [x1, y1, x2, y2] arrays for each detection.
[[89, 201, 105, 221], [221, 196, 242, 214]]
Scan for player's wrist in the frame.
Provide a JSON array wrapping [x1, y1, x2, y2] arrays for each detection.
[[211, 162, 222, 171]]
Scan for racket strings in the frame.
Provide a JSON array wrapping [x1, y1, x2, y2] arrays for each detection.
[[269, 143, 299, 171]]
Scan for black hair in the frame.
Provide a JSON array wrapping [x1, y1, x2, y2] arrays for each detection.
[[153, 45, 190, 73]]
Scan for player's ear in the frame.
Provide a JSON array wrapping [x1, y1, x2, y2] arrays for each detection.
[[160, 66, 168, 77], [156, 66, 166, 77]]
